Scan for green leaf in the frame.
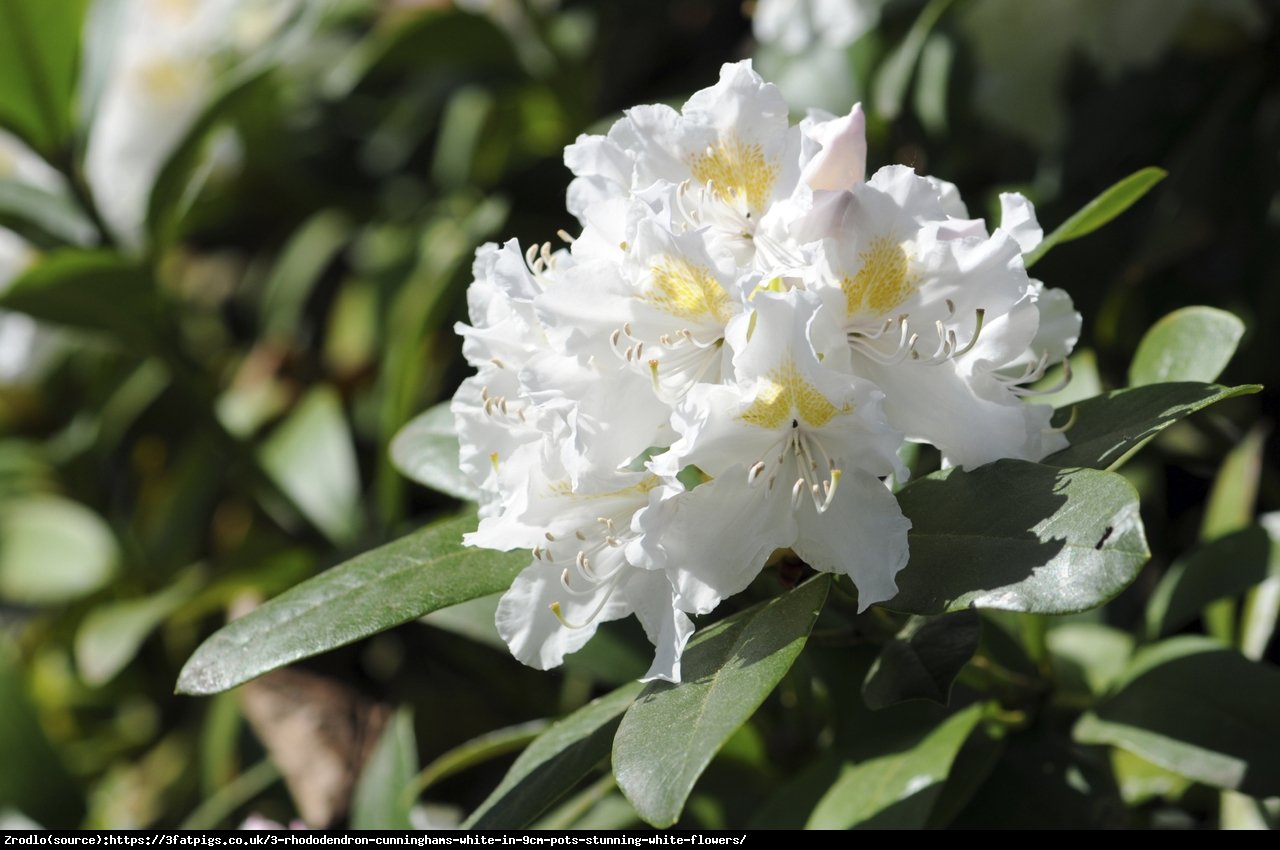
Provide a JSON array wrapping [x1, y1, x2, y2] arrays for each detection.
[[1025, 167, 1166, 267], [1144, 523, 1279, 640], [872, 0, 955, 121], [0, 250, 163, 346], [465, 682, 643, 829], [888, 460, 1149, 615], [351, 708, 418, 830], [0, 640, 83, 826], [259, 210, 353, 342], [74, 570, 204, 686], [1199, 425, 1266, 643], [175, 514, 526, 695], [0, 494, 119, 605], [1074, 636, 1280, 797], [1129, 306, 1245, 387], [1044, 382, 1261, 470], [259, 385, 362, 546], [0, 178, 97, 248], [411, 720, 548, 800], [862, 610, 980, 709], [612, 576, 830, 828], [807, 703, 985, 829], [0, 0, 87, 153], [390, 402, 478, 501], [1047, 622, 1134, 698]]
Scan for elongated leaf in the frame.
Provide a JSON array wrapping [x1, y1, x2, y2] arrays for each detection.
[[1044, 382, 1261, 470], [1047, 622, 1134, 698], [1074, 636, 1280, 796], [260, 385, 362, 546], [612, 576, 830, 828], [351, 708, 417, 830], [75, 570, 204, 686], [260, 210, 353, 341], [465, 683, 643, 829], [0, 494, 119, 605], [1144, 524, 1280, 640], [176, 514, 526, 695], [0, 0, 87, 152], [1129, 306, 1244, 387], [0, 250, 162, 346], [1025, 167, 1166, 267], [807, 703, 985, 829], [390, 402, 478, 501], [887, 460, 1148, 615], [862, 610, 980, 708], [0, 178, 97, 247], [873, 0, 955, 121], [1198, 424, 1266, 643]]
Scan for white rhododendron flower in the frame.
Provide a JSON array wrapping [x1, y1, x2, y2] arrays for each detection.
[[447, 60, 1078, 682]]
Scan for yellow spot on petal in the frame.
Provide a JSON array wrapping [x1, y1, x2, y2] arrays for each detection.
[[489, 452, 500, 472], [646, 256, 732, 324], [688, 135, 777, 213], [740, 358, 848, 430], [842, 237, 915, 317]]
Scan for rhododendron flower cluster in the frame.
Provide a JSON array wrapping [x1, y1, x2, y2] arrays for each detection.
[[452, 61, 1079, 683]]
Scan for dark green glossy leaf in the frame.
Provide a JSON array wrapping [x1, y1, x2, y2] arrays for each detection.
[[465, 683, 643, 829], [888, 460, 1149, 615], [613, 576, 830, 828], [1129, 306, 1244, 387], [1074, 636, 1280, 796], [807, 703, 985, 829], [1144, 523, 1280, 640], [0, 250, 163, 346], [390, 402, 478, 501], [350, 708, 417, 830], [1044, 382, 1261, 470], [0, 0, 87, 152], [176, 514, 526, 695], [1026, 167, 1166, 267], [862, 610, 980, 708]]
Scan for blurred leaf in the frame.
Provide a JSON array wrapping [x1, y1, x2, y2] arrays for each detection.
[[873, 0, 954, 121], [0, 250, 162, 346], [1241, 513, 1280, 661], [1074, 636, 1280, 797], [0, 640, 83, 826], [1145, 524, 1279, 640], [410, 719, 548, 799], [465, 682, 643, 829], [1129, 306, 1245, 387], [351, 708, 417, 830], [176, 513, 526, 695], [612, 576, 830, 828], [0, 0, 87, 152], [1044, 382, 1261, 470], [1047, 622, 1134, 698], [888, 460, 1148, 615], [180, 759, 280, 830], [1200, 424, 1265, 542], [807, 703, 985, 829], [0, 178, 97, 247], [862, 610, 980, 709], [0, 493, 119, 605], [260, 385, 362, 546], [260, 210, 353, 341], [924, 723, 1006, 827], [1199, 424, 1266, 642], [912, 31, 953, 136], [390, 402, 478, 501], [1026, 167, 1167, 267], [75, 570, 204, 686], [1111, 749, 1192, 807], [76, 0, 128, 131]]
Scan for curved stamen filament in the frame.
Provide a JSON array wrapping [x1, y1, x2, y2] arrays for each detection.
[[550, 571, 624, 629]]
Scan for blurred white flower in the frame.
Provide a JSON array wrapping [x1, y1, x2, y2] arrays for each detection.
[[753, 0, 890, 53]]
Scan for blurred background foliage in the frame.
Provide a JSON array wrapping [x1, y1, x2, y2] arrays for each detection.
[[0, 0, 1276, 829]]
